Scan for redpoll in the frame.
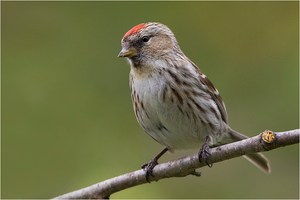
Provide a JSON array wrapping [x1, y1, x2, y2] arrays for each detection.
[[118, 22, 270, 180]]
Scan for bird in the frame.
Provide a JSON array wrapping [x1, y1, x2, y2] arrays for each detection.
[[118, 22, 270, 181]]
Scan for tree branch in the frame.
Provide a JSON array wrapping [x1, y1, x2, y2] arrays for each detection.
[[54, 129, 299, 199]]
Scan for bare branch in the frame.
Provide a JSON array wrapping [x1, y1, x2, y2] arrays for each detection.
[[54, 129, 299, 199]]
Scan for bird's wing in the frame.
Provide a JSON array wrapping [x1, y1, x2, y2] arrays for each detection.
[[191, 62, 228, 123]]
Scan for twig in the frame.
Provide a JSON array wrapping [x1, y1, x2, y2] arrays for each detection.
[[54, 129, 299, 199]]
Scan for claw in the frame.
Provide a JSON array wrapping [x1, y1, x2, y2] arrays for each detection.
[[141, 147, 169, 182], [198, 136, 213, 167], [190, 170, 201, 177], [141, 159, 158, 182]]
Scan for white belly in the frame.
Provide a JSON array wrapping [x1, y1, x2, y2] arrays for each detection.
[[129, 62, 225, 150]]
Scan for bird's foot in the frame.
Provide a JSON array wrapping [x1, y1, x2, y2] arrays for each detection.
[[198, 136, 213, 168], [141, 159, 158, 183], [141, 147, 169, 182]]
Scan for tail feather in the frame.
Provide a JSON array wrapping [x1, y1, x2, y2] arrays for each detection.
[[228, 129, 271, 173], [243, 153, 271, 173]]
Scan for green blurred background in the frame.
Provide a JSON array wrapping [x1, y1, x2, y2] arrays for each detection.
[[2, 1, 299, 199]]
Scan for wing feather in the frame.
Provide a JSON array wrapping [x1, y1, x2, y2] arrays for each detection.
[[190, 62, 228, 123]]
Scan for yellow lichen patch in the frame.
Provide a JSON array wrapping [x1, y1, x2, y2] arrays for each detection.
[[262, 130, 276, 144]]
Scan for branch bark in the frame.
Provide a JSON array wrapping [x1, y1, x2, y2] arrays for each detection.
[[54, 129, 299, 199]]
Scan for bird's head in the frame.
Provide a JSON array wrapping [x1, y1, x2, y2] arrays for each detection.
[[118, 22, 181, 66]]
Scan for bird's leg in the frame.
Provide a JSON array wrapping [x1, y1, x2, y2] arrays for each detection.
[[141, 147, 169, 182], [198, 136, 213, 168]]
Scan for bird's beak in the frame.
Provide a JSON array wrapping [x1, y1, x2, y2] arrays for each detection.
[[118, 47, 137, 58]]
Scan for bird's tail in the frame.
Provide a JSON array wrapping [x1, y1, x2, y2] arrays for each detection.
[[227, 128, 271, 173]]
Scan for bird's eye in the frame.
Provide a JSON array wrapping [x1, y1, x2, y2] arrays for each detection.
[[142, 36, 150, 43]]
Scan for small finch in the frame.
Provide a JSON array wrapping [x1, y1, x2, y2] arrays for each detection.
[[118, 22, 270, 180]]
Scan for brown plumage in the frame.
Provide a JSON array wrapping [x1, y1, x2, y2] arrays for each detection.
[[118, 22, 270, 180]]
